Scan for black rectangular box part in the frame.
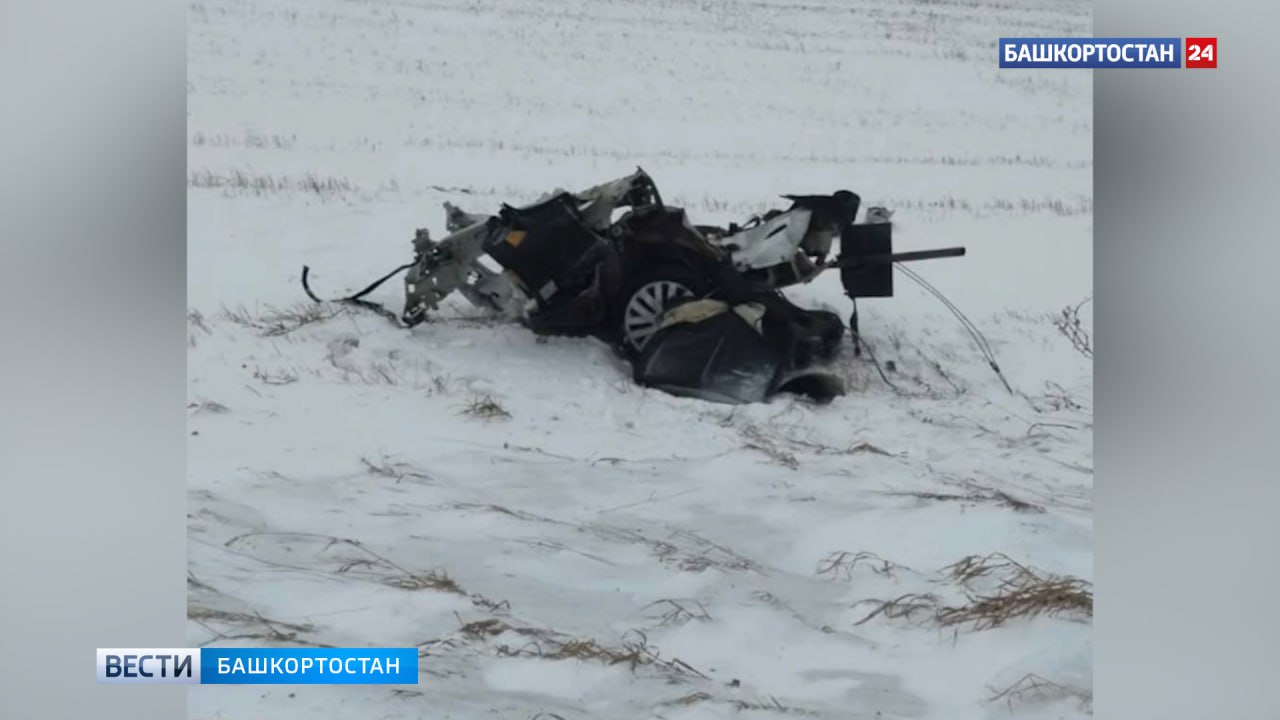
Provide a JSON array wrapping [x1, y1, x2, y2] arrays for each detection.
[[839, 223, 894, 298], [485, 194, 606, 301]]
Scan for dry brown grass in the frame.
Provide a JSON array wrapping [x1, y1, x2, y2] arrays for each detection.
[[944, 554, 1092, 629], [188, 168, 357, 198], [731, 697, 819, 716], [469, 594, 512, 614], [851, 553, 1092, 631], [943, 552, 1037, 584], [846, 441, 894, 456], [220, 531, 471, 600], [446, 502, 555, 522], [661, 691, 713, 707], [544, 639, 643, 664], [1028, 380, 1089, 414], [656, 528, 763, 574], [942, 556, 1090, 627], [817, 551, 912, 582], [384, 570, 463, 593], [487, 627, 706, 680], [458, 617, 509, 640], [188, 399, 231, 415], [586, 520, 762, 571], [252, 366, 300, 385], [188, 607, 330, 647], [884, 478, 1046, 514], [912, 488, 1042, 513], [188, 308, 212, 334], [659, 691, 818, 716], [1053, 297, 1093, 359], [461, 394, 511, 420], [735, 423, 898, 468], [187, 607, 311, 633], [188, 308, 213, 347], [200, 531, 518, 656], [361, 456, 435, 484], [643, 598, 712, 627], [190, 129, 296, 150], [740, 426, 800, 470], [222, 302, 344, 337], [853, 593, 943, 626], [989, 673, 1093, 713], [937, 577, 1092, 631]]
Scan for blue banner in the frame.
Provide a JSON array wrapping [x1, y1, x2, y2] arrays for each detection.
[[1000, 37, 1181, 68], [200, 648, 419, 685]]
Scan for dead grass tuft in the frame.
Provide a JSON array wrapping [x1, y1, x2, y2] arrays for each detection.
[[469, 594, 511, 614], [643, 598, 713, 627], [492, 628, 706, 680], [188, 607, 327, 647], [446, 502, 560, 524], [817, 551, 911, 581], [222, 303, 344, 337], [546, 639, 641, 664], [942, 552, 1037, 585], [461, 394, 511, 420], [188, 168, 357, 198], [988, 673, 1093, 713], [187, 607, 308, 632], [735, 423, 896, 467], [361, 456, 434, 484], [222, 532, 469, 599], [664, 529, 763, 574], [384, 570, 463, 594], [1053, 297, 1093, 359], [732, 697, 819, 716], [886, 479, 1046, 514], [188, 309, 212, 347], [659, 690, 817, 716], [459, 617, 508, 640], [363, 361, 402, 386], [853, 593, 942, 626], [852, 554, 1092, 631], [662, 691, 713, 707], [253, 366, 300, 386], [188, 399, 230, 415], [740, 426, 800, 470], [1027, 380, 1088, 414], [937, 576, 1093, 630], [847, 441, 894, 456]]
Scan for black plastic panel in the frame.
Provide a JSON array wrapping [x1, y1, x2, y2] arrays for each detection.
[[839, 223, 894, 298]]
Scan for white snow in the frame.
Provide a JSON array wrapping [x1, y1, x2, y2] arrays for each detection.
[[187, 0, 1093, 718]]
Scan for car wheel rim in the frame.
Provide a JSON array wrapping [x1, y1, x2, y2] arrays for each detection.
[[624, 280, 693, 350]]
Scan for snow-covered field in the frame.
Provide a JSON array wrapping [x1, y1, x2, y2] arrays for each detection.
[[186, 0, 1093, 718]]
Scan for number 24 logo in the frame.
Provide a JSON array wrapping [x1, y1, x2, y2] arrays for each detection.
[[1188, 44, 1214, 62], [1185, 38, 1217, 68]]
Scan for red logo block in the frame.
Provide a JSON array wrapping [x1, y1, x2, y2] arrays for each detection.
[[1185, 37, 1217, 68]]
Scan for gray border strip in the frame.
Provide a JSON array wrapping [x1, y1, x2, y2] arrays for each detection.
[[0, 1, 187, 717], [1095, 2, 1280, 718]]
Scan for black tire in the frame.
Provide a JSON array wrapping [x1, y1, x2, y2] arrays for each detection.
[[795, 309, 845, 364]]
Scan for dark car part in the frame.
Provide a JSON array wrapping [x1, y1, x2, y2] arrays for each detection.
[[632, 298, 845, 405], [298, 168, 979, 404]]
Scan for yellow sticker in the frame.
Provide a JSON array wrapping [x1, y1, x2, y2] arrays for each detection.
[[505, 230, 527, 247]]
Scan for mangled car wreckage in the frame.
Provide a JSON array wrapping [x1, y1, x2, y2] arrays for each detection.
[[302, 169, 965, 404]]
